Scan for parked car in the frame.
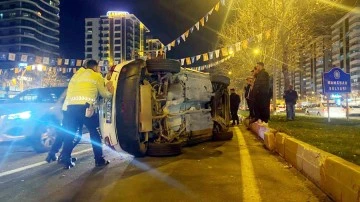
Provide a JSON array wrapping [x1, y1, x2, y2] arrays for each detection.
[[305, 102, 346, 118], [99, 59, 233, 157], [0, 87, 67, 152]]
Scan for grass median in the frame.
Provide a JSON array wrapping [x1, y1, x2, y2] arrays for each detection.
[[241, 111, 360, 165]]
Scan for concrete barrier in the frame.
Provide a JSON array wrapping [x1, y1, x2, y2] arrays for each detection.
[[322, 156, 360, 202], [264, 132, 275, 152], [275, 132, 288, 157], [247, 125, 360, 202]]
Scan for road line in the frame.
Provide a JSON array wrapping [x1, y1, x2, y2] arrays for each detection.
[[234, 127, 262, 201], [0, 148, 92, 178]]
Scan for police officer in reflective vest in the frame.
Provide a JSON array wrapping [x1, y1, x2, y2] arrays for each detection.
[[61, 60, 114, 169]]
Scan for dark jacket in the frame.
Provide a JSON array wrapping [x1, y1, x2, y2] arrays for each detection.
[[253, 69, 270, 98], [230, 93, 241, 111], [283, 90, 298, 104], [244, 84, 251, 100]]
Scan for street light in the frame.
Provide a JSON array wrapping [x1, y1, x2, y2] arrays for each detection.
[[228, 71, 232, 75], [253, 48, 260, 55]]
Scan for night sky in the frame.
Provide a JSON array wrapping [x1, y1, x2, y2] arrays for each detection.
[[59, 0, 227, 60]]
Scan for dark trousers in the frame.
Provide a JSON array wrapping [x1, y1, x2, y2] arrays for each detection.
[[230, 108, 239, 124], [254, 95, 270, 123], [62, 105, 103, 162], [246, 99, 255, 118]]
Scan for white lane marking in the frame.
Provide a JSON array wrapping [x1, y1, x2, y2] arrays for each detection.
[[0, 148, 93, 178], [234, 127, 262, 201]]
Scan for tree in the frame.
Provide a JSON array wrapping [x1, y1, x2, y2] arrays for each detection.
[[218, 0, 343, 92]]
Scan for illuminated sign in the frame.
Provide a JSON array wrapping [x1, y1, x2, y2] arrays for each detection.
[[323, 67, 351, 93], [106, 11, 129, 18]]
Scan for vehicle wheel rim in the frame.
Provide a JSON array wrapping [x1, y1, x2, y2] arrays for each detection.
[[40, 127, 56, 148]]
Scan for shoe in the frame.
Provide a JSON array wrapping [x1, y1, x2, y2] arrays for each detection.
[[58, 156, 77, 164], [95, 158, 110, 167], [63, 160, 76, 170], [45, 153, 57, 163]]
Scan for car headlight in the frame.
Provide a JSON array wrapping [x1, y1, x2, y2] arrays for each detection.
[[7, 111, 32, 120]]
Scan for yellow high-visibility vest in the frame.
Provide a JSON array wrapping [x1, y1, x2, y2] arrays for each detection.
[[62, 67, 112, 110]]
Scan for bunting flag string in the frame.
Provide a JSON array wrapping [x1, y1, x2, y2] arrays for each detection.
[[163, 0, 225, 52], [185, 55, 233, 72], [177, 29, 271, 66]]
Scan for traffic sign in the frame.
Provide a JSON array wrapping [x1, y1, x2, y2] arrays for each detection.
[[323, 67, 351, 94]]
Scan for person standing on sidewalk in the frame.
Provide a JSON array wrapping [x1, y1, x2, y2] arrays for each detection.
[[230, 88, 241, 126], [252, 62, 270, 125], [60, 59, 114, 169], [283, 85, 298, 121], [244, 76, 255, 119]]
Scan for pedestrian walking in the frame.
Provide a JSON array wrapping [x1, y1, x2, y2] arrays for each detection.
[[230, 88, 241, 126], [283, 85, 298, 120], [60, 59, 114, 169], [252, 62, 270, 125]]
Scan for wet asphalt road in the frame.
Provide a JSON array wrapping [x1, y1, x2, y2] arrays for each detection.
[[0, 127, 332, 202]]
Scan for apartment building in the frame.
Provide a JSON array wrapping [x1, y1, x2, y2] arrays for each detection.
[[85, 11, 150, 65]]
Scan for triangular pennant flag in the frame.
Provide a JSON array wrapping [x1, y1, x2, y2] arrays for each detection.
[[191, 56, 195, 63], [43, 57, 50, 65], [195, 22, 200, 30], [266, 29, 271, 39], [181, 59, 185, 66], [171, 40, 176, 47], [57, 58, 62, 66], [221, 0, 226, 6], [181, 34, 186, 42], [21, 55, 28, 62], [190, 27, 194, 33], [203, 53, 209, 62], [205, 15, 209, 22], [26, 66, 32, 71], [214, 2, 220, 11], [98, 61, 104, 66], [14, 68, 19, 74], [42, 66, 47, 71], [235, 42, 241, 52], [209, 51, 214, 60], [185, 30, 190, 38], [35, 56, 42, 64], [209, 8, 214, 15], [32, 65, 36, 70], [28, 56, 35, 63], [221, 47, 229, 56], [176, 38, 181, 45], [196, 55, 201, 61], [186, 57, 191, 65], [257, 33, 263, 42], [228, 46, 234, 55], [215, 49, 220, 58], [163, 46, 167, 52], [82, 60, 87, 66], [70, 59, 76, 66], [200, 17, 205, 27], [64, 59, 69, 65], [50, 58, 56, 66], [167, 44, 172, 51], [8, 53, 16, 61], [73, 68, 77, 73], [156, 50, 159, 57], [76, 60, 82, 67]]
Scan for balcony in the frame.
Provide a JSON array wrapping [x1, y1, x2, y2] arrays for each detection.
[[349, 14, 360, 23], [350, 59, 360, 66], [349, 29, 360, 38], [331, 34, 340, 42], [350, 43, 360, 51], [349, 22, 360, 30], [350, 66, 360, 73], [349, 36, 360, 44]]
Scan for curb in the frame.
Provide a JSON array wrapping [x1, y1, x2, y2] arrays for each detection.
[[244, 118, 360, 202]]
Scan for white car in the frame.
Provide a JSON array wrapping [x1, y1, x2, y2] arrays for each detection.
[[305, 102, 346, 118], [99, 59, 233, 157], [349, 105, 360, 116]]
